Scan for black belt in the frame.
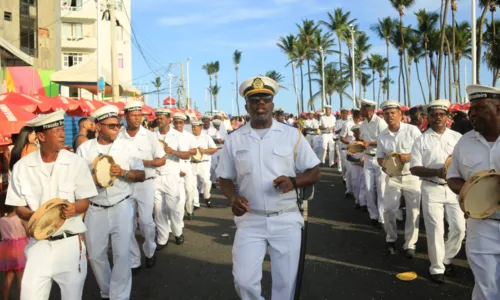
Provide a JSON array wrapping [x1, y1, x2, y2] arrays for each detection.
[[48, 232, 79, 241], [145, 177, 155, 181], [89, 195, 131, 209], [366, 153, 376, 157], [422, 179, 447, 186], [488, 218, 500, 222], [191, 160, 209, 164]]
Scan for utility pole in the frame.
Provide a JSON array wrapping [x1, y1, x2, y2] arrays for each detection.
[[96, 0, 102, 100], [109, 0, 119, 102], [168, 73, 173, 107], [319, 46, 326, 110], [180, 61, 186, 108], [471, 0, 477, 84], [349, 25, 357, 109], [230, 81, 235, 116], [187, 57, 191, 108]]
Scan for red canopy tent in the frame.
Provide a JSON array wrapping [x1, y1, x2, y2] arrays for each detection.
[[449, 103, 462, 113], [163, 97, 176, 106], [0, 92, 52, 114], [462, 102, 470, 111], [400, 105, 410, 111], [0, 102, 37, 135]]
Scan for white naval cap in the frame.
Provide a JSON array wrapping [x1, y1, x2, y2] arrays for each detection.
[[466, 84, 500, 101], [317, 111, 324, 116], [123, 101, 143, 113], [172, 112, 186, 120], [324, 105, 332, 109], [427, 99, 451, 112], [213, 112, 223, 118], [155, 108, 170, 116], [212, 119, 222, 126], [351, 124, 361, 131], [308, 111, 315, 114], [92, 105, 119, 123], [201, 114, 212, 120], [340, 107, 349, 112], [380, 100, 402, 111], [239, 76, 279, 98], [27, 110, 66, 132], [360, 98, 377, 107], [191, 121, 203, 126]]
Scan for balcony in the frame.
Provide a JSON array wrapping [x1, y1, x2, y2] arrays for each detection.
[[61, 6, 97, 21], [61, 36, 97, 51]]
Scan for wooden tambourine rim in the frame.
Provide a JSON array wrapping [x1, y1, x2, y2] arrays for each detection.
[[28, 198, 67, 240], [459, 170, 500, 219], [382, 152, 404, 177], [91, 154, 116, 188], [191, 148, 203, 162], [347, 142, 366, 155]]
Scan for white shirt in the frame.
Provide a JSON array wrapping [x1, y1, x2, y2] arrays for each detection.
[[202, 126, 221, 141], [77, 138, 144, 206], [156, 128, 183, 176], [192, 132, 217, 161], [216, 120, 320, 212], [360, 114, 388, 155], [411, 128, 462, 185], [7, 149, 98, 235], [339, 119, 357, 150], [178, 130, 196, 173], [319, 115, 336, 131], [303, 119, 319, 129], [118, 126, 165, 179], [287, 118, 295, 126], [333, 118, 348, 139], [376, 122, 422, 175]]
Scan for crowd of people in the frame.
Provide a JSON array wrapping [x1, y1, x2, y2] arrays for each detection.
[[0, 75, 498, 300]]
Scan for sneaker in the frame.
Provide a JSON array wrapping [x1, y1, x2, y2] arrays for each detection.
[[404, 249, 415, 259]]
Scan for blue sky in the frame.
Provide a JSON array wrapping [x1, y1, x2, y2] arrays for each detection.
[[130, 0, 488, 115]]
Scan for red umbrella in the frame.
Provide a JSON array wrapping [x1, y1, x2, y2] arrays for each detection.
[[0, 134, 12, 146], [449, 103, 462, 113], [0, 92, 52, 114], [400, 105, 410, 111], [31, 95, 81, 112], [106, 101, 126, 111], [462, 102, 470, 111], [0, 102, 37, 135], [67, 99, 106, 117], [163, 97, 176, 105]]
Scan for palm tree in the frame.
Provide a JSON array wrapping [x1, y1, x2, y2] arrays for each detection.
[[320, 8, 356, 107], [211, 84, 221, 110], [389, 19, 408, 104], [407, 34, 427, 103], [294, 39, 308, 112], [454, 21, 472, 102], [233, 49, 242, 115], [483, 19, 500, 85], [151, 76, 162, 107], [371, 17, 394, 99], [312, 63, 351, 106], [436, 0, 450, 98], [213, 61, 220, 91], [297, 19, 320, 111], [312, 29, 335, 109], [202, 62, 216, 112], [415, 9, 439, 101], [265, 70, 288, 89], [451, 0, 459, 103], [381, 77, 395, 99], [477, 0, 493, 83], [366, 54, 385, 101], [277, 34, 301, 114], [353, 31, 372, 97]]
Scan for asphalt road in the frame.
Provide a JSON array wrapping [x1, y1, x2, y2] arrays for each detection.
[[4, 166, 474, 299]]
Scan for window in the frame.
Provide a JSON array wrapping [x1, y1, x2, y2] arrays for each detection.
[[62, 0, 82, 10], [4, 12, 12, 21], [63, 53, 84, 68], [69, 87, 79, 98], [62, 22, 83, 38], [118, 54, 124, 69], [115, 0, 123, 11]]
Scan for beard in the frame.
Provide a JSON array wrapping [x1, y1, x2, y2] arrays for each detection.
[[86, 130, 97, 139]]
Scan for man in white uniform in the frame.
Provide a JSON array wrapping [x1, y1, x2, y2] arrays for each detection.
[[376, 100, 422, 257], [447, 85, 500, 299], [191, 121, 218, 207], [118, 101, 166, 272], [77, 106, 145, 300], [410, 99, 465, 283], [341, 110, 363, 203], [360, 98, 388, 228], [318, 105, 336, 166], [334, 108, 349, 174], [348, 124, 367, 210], [7, 111, 98, 300], [303, 111, 319, 147], [154, 108, 192, 247], [217, 76, 320, 300]]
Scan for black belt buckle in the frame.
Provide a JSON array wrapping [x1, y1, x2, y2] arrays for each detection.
[[48, 232, 78, 241], [90, 195, 130, 209], [266, 212, 280, 217]]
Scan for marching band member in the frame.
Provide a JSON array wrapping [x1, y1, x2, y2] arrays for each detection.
[[348, 124, 366, 210], [77, 105, 145, 300], [410, 99, 465, 283], [318, 105, 336, 166], [303, 111, 319, 147], [274, 108, 286, 123], [376, 100, 422, 257], [211, 119, 225, 186], [118, 101, 166, 271], [154, 108, 192, 247], [334, 108, 349, 174], [340, 109, 363, 200], [359, 98, 388, 227], [217, 76, 320, 300], [202, 114, 223, 143], [7, 111, 97, 300], [447, 85, 500, 299], [191, 121, 218, 208]]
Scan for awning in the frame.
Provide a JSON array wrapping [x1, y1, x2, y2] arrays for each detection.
[[0, 36, 33, 66]]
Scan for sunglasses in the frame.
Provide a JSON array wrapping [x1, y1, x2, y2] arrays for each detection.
[[100, 123, 122, 129], [246, 95, 273, 103]]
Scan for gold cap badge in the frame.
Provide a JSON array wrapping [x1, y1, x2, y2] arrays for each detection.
[[252, 77, 264, 89]]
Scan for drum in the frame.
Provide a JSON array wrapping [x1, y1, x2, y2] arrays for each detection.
[[459, 170, 500, 219], [444, 155, 452, 177], [382, 152, 404, 177], [347, 142, 366, 156], [28, 198, 68, 240], [91, 154, 116, 188], [191, 148, 203, 162]]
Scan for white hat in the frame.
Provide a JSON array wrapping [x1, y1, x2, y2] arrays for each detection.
[[360, 98, 377, 107], [213, 112, 223, 118], [172, 112, 186, 120], [27, 110, 65, 132], [317, 111, 324, 116], [212, 119, 222, 126], [123, 101, 143, 112], [92, 105, 119, 123], [239, 76, 279, 98], [201, 114, 211, 120], [380, 100, 401, 111], [427, 99, 451, 112], [191, 121, 203, 126], [324, 105, 332, 109], [308, 111, 315, 114], [340, 107, 349, 112], [351, 124, 361, 131], [155, 108, 170, 116], [466, 84, 500, 101]]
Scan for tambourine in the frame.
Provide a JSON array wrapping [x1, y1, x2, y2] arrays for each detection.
[[91, 154, 116, 188], [444, 155, 452, 177], [191, 148, 203, 162], [28, 198, 69, 240], [347, 142, 366, 155], [382, 152, 404, 177], [459, 170, 500, 219]]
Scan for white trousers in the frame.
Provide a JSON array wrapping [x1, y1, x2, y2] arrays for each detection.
[[340, 149, 350, 192], [318, 133, 334, 165], [211, 150, 220, 184], [21, 236, 86, 300], [421, 182, 465, 274], [85, 199, 133, 300], [334, 140, 342, 172], [192, 161, 211, 201], [232, 212, 303, 300], [130, 179, 156, 267], [466, 218, 500, 300], [183, 168, 195, 214], [349, 164, 366, 206], [154, 174, 182, 245], [383, 175, 421, 249], [363, 154, 386, 223], [305, 134, 315, 148], [178, 177, 186, 222]]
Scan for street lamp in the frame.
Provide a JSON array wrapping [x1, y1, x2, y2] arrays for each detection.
[[168, 73, 174, 107], [349, 24, 357, 109], [318, 46, 326, 110], [471, 0, 477, 84]]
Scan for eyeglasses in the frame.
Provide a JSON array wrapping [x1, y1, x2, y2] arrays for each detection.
[[429, 112, 448, 118], [100, 123, 122, 129], [246, 95, 273, 103]]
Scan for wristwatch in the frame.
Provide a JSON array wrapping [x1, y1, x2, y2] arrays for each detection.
[[122, 170, 130, 179]]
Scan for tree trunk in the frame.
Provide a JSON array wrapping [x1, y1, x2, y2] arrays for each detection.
[[457, 57, 463, 102], [291, 63, 300, 115], [338, 35, 344, 108], [446, 37, 453, 102], [209, 77, 213, 113], [415, 61, 427, 104], [386, 40, 391, 99], [452, 9, 458, 103], [306, 58, 314, 111], [372, 69, 376, 100], [493, 69, 500, 86], [443, 55, 447, 99], [398, 54, 402, 102], [235, 67, 240, 115], [477, 6, 489, 84], [424, 41, 433, 101], [300, 64, 305, 112], [436, 0, 450, 98], [359, 55, 363, 98], [402, 58, 407, 106], [378, 73, 382, 106], [403, 50, 412, 107], [157, 90, 160, 107]]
